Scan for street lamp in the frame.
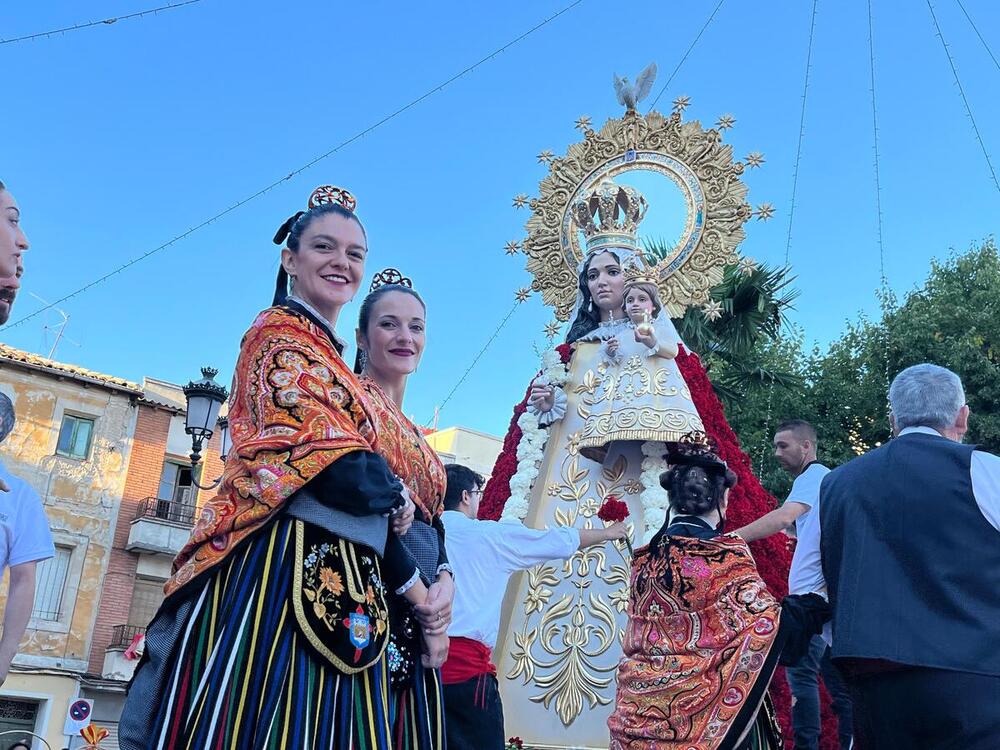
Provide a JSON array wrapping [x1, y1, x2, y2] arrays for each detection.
[[182, 367, 229, 490]]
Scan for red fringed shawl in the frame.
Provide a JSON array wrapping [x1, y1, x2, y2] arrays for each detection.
[[166, 307, 378, 598], [608, 534, 781, 749]]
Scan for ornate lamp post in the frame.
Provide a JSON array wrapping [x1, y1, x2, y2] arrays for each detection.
[[182, 367, 230, 490]]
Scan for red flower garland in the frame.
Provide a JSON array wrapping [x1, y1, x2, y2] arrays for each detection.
[[480, 342, 838, 748]]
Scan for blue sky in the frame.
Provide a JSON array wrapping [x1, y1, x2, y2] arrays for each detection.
[[3, 0, 1000, 436]]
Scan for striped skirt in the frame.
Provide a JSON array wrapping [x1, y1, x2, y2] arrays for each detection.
[[120, 516, 397, 749], [390, 659, 446, 749]]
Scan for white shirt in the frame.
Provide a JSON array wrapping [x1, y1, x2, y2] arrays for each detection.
[[442, 510, 579, 650], [786, 462, 831, 596], [897, 426, 1000, 531], [0, 462, 55, 570]]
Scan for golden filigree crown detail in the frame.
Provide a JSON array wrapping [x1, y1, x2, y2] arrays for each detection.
[[572, 179, 648, 254]]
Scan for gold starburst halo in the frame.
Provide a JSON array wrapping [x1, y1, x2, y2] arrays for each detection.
[[755, 203, 775, 221], [672, 95, 691, 112], [515, 287, 532, 303], [537, 150, 555, 164], [702, 299, 724, 321], [513, 194, 530, 209], [574, 115, 592, 130], [745, 151, 765, 168], [544, 320, 561, 339], [520, 108, 755, 319], [504, 240, 522, 256], [716, 114, 736, 130], [737, 256, 757, 276]]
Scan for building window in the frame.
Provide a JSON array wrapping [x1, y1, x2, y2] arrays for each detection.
[[128, 579, 166, 629], [56, 414, 95, 460], [32, 545, 72, 621], [156, 461, 195, 519], [0, 698, 39, 744]]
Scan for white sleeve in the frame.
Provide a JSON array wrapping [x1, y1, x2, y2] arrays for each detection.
[[9, 482, 55, 567], [653, 315, 682, 348], [970, 451, 1000, 533], [492, 520, 580, 571], [785, 470, 821, 510]]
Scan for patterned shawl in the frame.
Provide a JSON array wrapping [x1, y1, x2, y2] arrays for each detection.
[[608, 534, 781, 750], [358, 377, 446, 521], [166, 307, 378, 598]]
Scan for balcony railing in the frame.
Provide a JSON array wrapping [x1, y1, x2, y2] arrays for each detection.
[[134, 496, 196, 526], [109, 624, 146, 649]]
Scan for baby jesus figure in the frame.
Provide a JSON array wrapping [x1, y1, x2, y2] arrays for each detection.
[[579, 277, 704, 464]]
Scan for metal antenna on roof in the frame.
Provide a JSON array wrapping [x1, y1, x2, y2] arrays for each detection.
[[28, 293, 79, 358]]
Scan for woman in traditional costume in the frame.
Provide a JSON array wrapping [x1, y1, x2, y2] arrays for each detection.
[[608, 436, 827, 750], [353, 273, 453, 749], [119, 186, 446, 750]]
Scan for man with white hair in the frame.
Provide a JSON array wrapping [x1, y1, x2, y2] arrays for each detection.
[[820, 363, 1000, 747], [0, 392, 54, 685]]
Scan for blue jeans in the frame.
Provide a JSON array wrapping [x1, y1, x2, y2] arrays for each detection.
[[785, 634, 853, 750]]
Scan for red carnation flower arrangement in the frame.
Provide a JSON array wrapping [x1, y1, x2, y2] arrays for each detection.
[[598, 495, 633, 555], [505, 737, 524, 750]]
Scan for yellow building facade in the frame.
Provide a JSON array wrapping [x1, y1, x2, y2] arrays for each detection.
[[0, 345, 140, 750]]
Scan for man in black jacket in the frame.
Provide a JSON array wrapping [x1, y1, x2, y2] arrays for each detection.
[[821, 363, 1000, 748]]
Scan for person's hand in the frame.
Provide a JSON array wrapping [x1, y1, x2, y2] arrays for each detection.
[[634, 326, 657, 350], [414, 573, 454, 635], [421, 630, 450, 669], [603, 522, 628, 543], [391, 488, 415, 536], [528, 383, 555, 414], [606, 337, 620, 357]]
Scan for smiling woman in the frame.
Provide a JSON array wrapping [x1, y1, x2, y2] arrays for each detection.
[[117, 186, 441, 750], [0, 180, 29, 315]]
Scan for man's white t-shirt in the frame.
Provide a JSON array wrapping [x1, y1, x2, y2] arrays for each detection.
[[0, 462, 55, 570], [786, 462, 831, 596]]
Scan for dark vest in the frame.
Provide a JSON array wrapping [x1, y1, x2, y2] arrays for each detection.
[[820, 431, 1000, 676]]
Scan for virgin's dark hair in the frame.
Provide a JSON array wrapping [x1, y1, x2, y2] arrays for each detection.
[[353, 284, 426, 374], [566, 249, 622, 344], [271, 202, 367, 306]]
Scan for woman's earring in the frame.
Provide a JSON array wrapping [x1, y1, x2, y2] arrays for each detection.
[[358, 350, 368, 370]]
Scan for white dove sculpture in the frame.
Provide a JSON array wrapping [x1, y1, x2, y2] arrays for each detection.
[[614, 62, 658, 111]]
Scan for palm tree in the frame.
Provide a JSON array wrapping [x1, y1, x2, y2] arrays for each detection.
[[644, 239, 801, 404]]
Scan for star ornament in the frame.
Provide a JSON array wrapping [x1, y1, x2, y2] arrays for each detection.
[[575, 115, 592, 130], [537, 150, 554, 164], [755, 203, 776, 221], [672, 95, 691, 112], [716, 114, 736, 130], [512, 194, 529, 209], [702, 300, 724, 321], [504, 240, 522, 256], [544, 320, 561, 339], [737, 256, 757, 276], [745, 151, 765, 168], [515, 287, 532, 303]]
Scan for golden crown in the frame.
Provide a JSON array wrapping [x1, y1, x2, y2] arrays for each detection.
[[623, 254, 658, 286], [572, 179, 648, 254]]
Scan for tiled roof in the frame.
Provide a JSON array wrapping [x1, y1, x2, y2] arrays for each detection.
[[0, 343, 143, 395]]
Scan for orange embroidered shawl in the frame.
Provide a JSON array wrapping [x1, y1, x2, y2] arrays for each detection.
[[166, 307, 378, 598], [359, 377, 446, 521], [608, 534, 781, 750]]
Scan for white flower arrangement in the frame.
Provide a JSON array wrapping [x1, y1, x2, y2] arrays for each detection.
[[501, 349, 570, 522], [639, 441, 670, 543]]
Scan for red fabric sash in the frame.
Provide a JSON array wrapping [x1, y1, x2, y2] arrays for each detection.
[[442, 637, 496, 685]]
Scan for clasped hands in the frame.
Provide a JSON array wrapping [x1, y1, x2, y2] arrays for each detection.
[[392, 484, 454, 669]]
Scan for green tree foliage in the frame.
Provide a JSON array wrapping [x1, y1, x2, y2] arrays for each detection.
[[717, 239, 1000, 497]]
